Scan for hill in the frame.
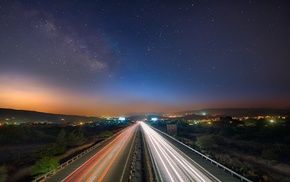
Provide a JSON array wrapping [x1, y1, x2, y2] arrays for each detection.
[[175, 108, 290, 117], [0, 108, 102, 124]]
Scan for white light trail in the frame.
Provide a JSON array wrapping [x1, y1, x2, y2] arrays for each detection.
[[141, 122, 220, 182]]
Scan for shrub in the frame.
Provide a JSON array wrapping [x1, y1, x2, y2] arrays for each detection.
[[31, 157, 59, 176]]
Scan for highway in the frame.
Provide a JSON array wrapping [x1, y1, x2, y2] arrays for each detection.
[[45, 121, 242, 182], [46, 123, 139, 182], [140, 122, 221, 182]]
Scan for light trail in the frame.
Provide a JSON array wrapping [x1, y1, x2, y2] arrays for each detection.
[[140, 122, 221, 182], [61, 123, 138, 182]]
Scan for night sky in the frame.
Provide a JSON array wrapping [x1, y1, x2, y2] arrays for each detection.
[[1, 0, 290, 116]]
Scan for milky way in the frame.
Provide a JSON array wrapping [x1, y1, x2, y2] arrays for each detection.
[[1, 0, 290, 115]]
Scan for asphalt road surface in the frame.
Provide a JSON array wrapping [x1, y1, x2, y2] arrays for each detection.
[[141, 122, 222, 182], [46, 123, 139, 182]]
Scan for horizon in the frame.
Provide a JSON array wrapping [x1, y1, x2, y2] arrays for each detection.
[[1, 106, 289, 118], [1, 1, 290, 116]]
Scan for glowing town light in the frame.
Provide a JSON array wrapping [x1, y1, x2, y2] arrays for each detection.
[[119, 117, 125, 121], [151, 117, 158, 121], [202, 112, 206, 116], [270, 119, 274, 123]]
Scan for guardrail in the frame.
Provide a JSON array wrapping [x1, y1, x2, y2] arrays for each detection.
[[128, 128, 139, 181], [32, 128, 126, 182], [150, 125, 252, 182], [140, 126, 161, 182]]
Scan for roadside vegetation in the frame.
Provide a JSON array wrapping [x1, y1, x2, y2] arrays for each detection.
[[150, 117, 290, 182], [0, 122, 130, 181], [0, 166, 7, 182]]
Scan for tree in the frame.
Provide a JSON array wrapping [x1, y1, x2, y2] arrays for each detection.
[[195, 135, 216, 149], [31, 157, 59, 176], [55, 129, 67, 154], [0, 126, 28, 144], [56, 129, 66, 145], [67, 130, 85, 147], [98, 131, 113, 139], [34, 144, 54, 159]]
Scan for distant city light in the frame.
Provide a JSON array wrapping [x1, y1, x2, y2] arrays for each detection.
[[151, 117, 158, 121], [202, 112, 206, 116], [270, 119, 274, 123], [119, 117, 125, 121]]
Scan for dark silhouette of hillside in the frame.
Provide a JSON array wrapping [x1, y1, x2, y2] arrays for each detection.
[[0, 108, 101, 123], [176, 108, 290, 117]]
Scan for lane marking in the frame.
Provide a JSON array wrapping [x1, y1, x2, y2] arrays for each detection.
[[86, 127, 134, 181], [97, 125, 137, 182], [119, 124, 138, 182], [61, 127, 130, 182]]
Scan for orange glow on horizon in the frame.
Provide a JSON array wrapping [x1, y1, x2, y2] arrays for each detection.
[[1, 74, 289, 116], [0, 75, 185, 116]]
